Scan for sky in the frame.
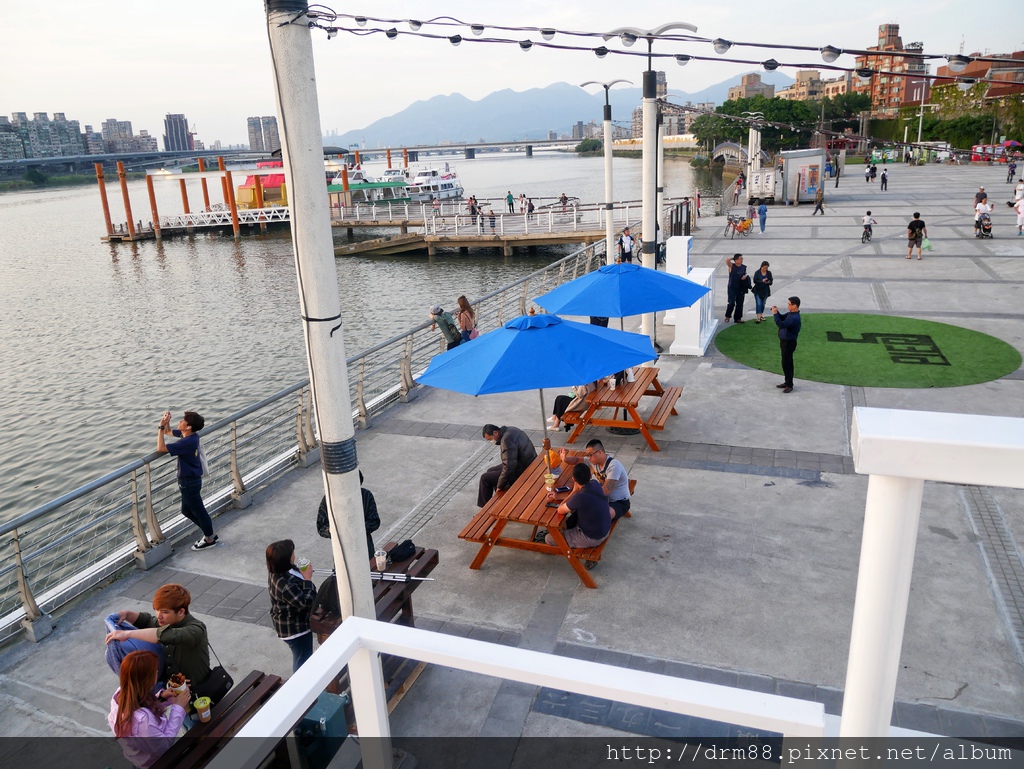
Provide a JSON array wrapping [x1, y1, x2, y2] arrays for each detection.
[[2, 0, 1020, 147]]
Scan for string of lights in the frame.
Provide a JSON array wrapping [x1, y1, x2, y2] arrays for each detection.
[[296, 8, 1024, 74], [294, 18, 1024, 91]]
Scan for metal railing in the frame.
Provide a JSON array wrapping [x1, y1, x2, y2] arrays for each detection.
[[0, 239, 611, 644]]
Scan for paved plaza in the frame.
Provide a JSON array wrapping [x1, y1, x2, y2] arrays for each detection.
[[1, 162, 1023, 742]]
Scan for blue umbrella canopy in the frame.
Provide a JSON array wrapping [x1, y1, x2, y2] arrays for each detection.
[[535, 262, 710, 318], [417, 313, 656, 396]]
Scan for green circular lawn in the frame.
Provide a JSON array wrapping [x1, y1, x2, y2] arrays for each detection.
[[715, 313, 1021, 388]]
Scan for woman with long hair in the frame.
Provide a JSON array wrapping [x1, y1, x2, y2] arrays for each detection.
[[266, 538, 317, 672], [108, 650, 189, 769], [456, 295, 476, 343]]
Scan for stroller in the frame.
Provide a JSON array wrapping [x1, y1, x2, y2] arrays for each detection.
[[978, 212, 993, 238]]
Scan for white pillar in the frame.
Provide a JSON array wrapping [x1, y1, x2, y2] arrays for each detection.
[[839, 474, 924, 737], [603, 112, 615, 265], [265, 3, 376, 623], [641, 70, 658, 340]]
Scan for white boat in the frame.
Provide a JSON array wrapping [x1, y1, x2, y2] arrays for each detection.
[[405, 164, 464, 202], [381, 168, 410, 183], [326, 166, 411, 207]]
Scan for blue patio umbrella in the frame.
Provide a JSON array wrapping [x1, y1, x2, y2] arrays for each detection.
[[534, 262, 710, 318], [417, 312, 656, 447]]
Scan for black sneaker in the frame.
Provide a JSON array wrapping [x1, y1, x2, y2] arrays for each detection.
[[533, 530, 548, 543], [191, 535, 219, 551]]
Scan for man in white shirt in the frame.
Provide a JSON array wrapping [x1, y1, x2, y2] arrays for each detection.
[[561, 440, 631, 521], [618, 228, 634, 263], [974, 200, 993, 237], [1015, 197, 1024, 236]]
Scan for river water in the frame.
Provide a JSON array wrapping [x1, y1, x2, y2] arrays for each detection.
[[0, 151, 720, 521]]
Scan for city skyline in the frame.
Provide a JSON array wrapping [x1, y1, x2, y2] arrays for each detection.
[[2, 1, 1020, 146]]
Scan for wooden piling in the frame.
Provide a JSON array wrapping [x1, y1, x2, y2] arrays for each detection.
[[95, 163, 113, 237], [197, 158, 211, 210], [224, 170, 240, 238], [116, 161, 136, 241], [145, 174, 162, 240]]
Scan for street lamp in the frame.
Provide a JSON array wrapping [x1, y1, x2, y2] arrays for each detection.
[[604, 21, 697, 344], [580, 79, 632, 265]]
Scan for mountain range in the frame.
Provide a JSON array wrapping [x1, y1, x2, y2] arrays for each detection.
[[325, 72, 795, 148]]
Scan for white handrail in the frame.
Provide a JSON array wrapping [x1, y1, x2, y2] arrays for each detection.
[[212, 616, 825, 769]]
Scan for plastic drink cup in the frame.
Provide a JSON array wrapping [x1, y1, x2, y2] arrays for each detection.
[[544, 472, 556, 491], [194, 696, 212, 722], [374, 549, 388, 571], [296, 557, 310, 575]]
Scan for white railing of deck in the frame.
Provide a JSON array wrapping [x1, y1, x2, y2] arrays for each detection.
[[209, 616, 826, 769]]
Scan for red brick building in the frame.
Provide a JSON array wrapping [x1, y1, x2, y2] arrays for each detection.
[[854, 24, 930, 117]]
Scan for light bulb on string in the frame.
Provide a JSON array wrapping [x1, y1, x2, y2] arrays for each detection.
[[675, 54, 691, 66], [470, 24, 484, 36], [449, 35, 462, 47], [712, 38, 732, 55], [762, 59, 779, 71], [408, 20, 422, 32], [593, 46, 608, 59], [947, 54, 971, 73], [519, 40, 533, 51], [619, 32, 637, 47], [385, 28, 398, 39], [820, 46, 841, 63], [540, 29, 555, 41], [354, 16, 367, 27]]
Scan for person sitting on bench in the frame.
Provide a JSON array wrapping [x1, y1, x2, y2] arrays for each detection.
[[540, 463, 610, 549], [561, 440, 631, 520]]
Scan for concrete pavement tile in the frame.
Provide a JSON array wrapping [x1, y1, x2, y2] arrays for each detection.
[[893, 701, 941, 733], [439, 621, 474, 638], [937, 708, 986, 737], [626, 655, 666, 675], [774, 458, 797, 468], [699, 667, 738, 688], [468, 626, 504, 644], [688, 715, 732, 738], [554, 642, 598, 661], [594, 648, 630, 667], [646, 709, 692, 738], [776, 679, 816, 702], [206, 578, 240, 597], [982, 716, 1024, 737], [606, 701, 652, 733], [813, 685, 844, 715], [227, 582, 263, 601], [735, 671, 777, 694], [568, 695, 612, 726]]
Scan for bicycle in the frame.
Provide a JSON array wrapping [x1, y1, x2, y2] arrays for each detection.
[[861, 225, 872, 243], [724, 214, 753, 238]]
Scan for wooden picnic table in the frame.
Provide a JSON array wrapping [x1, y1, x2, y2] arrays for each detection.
[[458, 455, 604, 588], [563, 365, 682, 451]]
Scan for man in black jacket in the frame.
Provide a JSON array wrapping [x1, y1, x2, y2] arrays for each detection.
[[478, 424, 538, 507], [316, 471, 380, 557]]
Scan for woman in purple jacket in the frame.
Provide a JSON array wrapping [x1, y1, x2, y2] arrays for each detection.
[[108, 650, 190, 769]]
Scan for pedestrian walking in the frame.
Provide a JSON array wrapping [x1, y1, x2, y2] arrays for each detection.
[[865, 166, 871, 183], [880, 169, 888, 191], [506, 190, 515, 213], [812, 186, 825, 216], [757, 200, 768, 233], [1008, 161, 1017, 183], [907, 212, 927, 260], [752, 261, 773, 323]]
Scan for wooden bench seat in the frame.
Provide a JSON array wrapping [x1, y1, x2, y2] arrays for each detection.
[[574, 479, 637, 568], [458, 508, 498, 543], [646, 386, 682, 431], [150, 670, 284, 769]]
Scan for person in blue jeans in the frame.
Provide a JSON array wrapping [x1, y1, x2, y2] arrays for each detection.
[[157, 410, 218, 551], [751, 261, 773, 323], [757, 200, 768, 233]]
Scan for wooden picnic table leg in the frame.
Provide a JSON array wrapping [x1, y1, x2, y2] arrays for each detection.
[[628, 406, 661, 451], [469, 517, 508, 570], [547, 528, 598, 589], [565, 403, 598, 445]]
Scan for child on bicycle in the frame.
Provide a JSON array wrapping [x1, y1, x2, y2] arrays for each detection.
[[862, 211, 877, 239]]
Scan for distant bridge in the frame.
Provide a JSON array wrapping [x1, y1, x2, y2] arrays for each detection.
[[711, 142, 771, 166]]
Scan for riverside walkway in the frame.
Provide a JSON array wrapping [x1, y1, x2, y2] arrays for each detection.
[[3, 163, 1023, 744]]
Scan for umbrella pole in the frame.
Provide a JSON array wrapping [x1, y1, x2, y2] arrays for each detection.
[[539, 389, 552, 469]]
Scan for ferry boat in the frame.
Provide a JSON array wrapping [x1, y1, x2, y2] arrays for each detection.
[[405, 164, 464, 202], [236, 161, 411, 209], [326, 166, 411, 208]]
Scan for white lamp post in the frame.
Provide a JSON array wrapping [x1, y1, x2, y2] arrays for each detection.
[[604, 22, 697, 344], [581, 79, 631, 265]]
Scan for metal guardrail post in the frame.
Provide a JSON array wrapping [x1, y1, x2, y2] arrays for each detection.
[[399, 334, 416, 401], [303, 386, 316, 451], [143, 462, 165, 543], [230, 420, 245, 498], [355, 359, 369, 429], [129, 469, 150, 552], [12, 528, 43, 622], [297, 390, 311, 457]]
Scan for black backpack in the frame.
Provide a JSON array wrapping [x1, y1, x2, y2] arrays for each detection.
[[311, 574, 341, 617]]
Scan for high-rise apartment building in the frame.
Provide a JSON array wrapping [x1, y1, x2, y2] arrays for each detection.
[[655, 71, 667, 99], [1, 112, 85, 158], [0, 116, 25, 160], [246, 116, 281, 153], [163, 113, 192, 151], [854, 24, 930, 117]]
